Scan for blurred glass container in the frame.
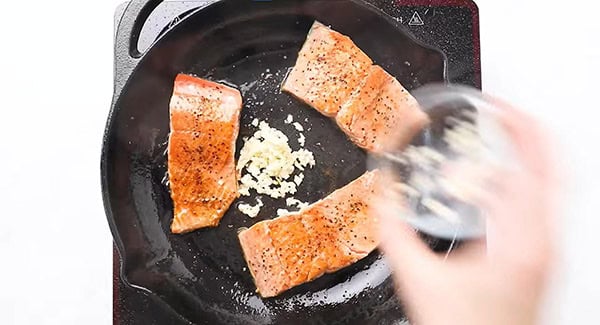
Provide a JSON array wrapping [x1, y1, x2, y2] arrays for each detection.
[[369, 85, 521, 240]]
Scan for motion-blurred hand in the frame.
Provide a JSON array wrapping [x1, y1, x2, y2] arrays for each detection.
[[379, 102, 560, 325]]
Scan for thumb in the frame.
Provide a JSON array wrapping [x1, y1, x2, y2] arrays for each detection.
[[377, 203, 440, 288]]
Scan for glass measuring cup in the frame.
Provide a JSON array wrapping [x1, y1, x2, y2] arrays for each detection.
[[369, 85, 522, 240]]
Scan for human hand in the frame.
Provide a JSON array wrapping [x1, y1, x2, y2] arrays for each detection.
[[379, 102, 560, 325]]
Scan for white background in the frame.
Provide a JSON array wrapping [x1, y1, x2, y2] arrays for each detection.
[[0, 0, 598, 324]]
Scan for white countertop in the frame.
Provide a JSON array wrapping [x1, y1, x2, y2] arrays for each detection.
[[0, 0, 598, 323]]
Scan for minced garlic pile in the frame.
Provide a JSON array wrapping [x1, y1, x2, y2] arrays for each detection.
[[237, 198, 263, 219], [236, 119, 314, 217]]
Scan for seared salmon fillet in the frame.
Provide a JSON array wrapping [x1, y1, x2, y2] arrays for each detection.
[[283, 21, 428, 152], [336, 65, 429, 152], [238, 171, 380, 297], [168, 74, 242, 234], [282, 21, 373, 117]]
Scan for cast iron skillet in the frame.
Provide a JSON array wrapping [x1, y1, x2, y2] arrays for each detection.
[[102, 0, 449, 323]]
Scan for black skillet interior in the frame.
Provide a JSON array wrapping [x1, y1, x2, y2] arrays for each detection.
[[103, 0, 448, 324]]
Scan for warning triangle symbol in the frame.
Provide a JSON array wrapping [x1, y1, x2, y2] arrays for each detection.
[[409, 12, 424, 26]]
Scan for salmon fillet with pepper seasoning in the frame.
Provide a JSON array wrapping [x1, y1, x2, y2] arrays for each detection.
[[336, 65, 430, 152], [168, 74, 242, 234], [283, 22, 429, 152], [281, 21, 373, 117], [238, 171, 380, 297]]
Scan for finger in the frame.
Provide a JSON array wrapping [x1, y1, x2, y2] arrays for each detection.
[[377, 202, 441, 283], [447, 238, 487, 262], [483, 98, 561, 238], [487, 97, 559, 185]]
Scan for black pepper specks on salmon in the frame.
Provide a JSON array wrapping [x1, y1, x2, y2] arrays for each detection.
[[168, 74, 242, 234], [282, 21, 373, 117], [334, 64, 429, 152], [238, 171, 381, 298]]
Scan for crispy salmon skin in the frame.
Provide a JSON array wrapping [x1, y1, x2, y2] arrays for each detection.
[[168, 74, 242, 234], [238, 171, 380, 297]]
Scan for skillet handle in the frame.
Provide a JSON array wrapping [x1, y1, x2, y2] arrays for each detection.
[[113, 0, 163, 99]]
